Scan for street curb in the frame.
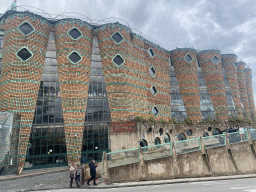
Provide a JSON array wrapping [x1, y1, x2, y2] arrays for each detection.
[[87, 174, 256, 189], [3, 172, 256, 191], [5, 173, 256, 191]]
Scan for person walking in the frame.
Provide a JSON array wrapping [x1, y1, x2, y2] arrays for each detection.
[[87, 160, 97, 185], [239, 125, 245, 141], [76, 165, 81, 183], [70, 163, 80, 188]]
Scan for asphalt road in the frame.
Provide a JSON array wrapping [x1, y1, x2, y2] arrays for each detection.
[[39, 177, 256, 192]]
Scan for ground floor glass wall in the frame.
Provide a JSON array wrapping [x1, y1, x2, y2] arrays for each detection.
[[24, 32, 67, 169], [223, 68, 237, 117], [169, 67, 187, 122], [25, 125, 67, 169], [81, 123, 110, 163], [198, 69, 216, 121], [81, 36, 111, 163]]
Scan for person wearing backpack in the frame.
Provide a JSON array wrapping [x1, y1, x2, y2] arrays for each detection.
[[70, 163, 80, 188], [87, 160, 97, 185]]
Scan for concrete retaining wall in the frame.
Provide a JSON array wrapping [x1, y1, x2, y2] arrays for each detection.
[[145, 157, 176, 179], [207, 146, 237, 175], [178, 151, 206, 177], [97, 134, 256, 183], [231, 142, 256, 173]]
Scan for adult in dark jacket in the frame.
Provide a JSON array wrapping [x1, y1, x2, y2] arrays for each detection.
[[87, 160, 97, 185]]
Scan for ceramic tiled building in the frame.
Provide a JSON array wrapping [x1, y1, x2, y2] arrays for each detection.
[[0, 7, 255, 170]]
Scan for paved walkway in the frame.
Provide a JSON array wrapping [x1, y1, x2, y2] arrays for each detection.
[[0, 166, 68, 181], [0, 167, 71, 191], [87, 173, 256, 189], [2, 167, 256, 191], [41, 177, 256, 192]]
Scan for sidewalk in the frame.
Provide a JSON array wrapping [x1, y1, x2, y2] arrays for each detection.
[[2, 168, 256, 190], [86, 173, 256, 189], [0, 166, 68, 181]]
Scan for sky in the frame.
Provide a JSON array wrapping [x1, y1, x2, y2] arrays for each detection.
[[1, 0, 256, 104]]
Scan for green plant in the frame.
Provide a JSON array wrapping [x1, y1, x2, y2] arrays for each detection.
[[184, 118, 193, 125], [157, 118, 167, 123], [228, 117, 234, 122], [121, 146, 126, 150], [135, 116, 143, 122], [200, 118, 217, 123], [246, 119, 251, 124], [169, 118, 177, 124], [228, 116, 243, 122], [148, 116, 156, 122], [205, 119, 212, 123]]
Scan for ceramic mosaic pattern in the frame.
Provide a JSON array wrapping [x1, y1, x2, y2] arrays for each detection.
[[0, 13, 51, 166], [197, 50, 228, 120], [236, 62, 251, 121], [170, 48, 201, 122], [245, 68, 256, 121], [222, 54, 244, 119], [97, 25, 171, 121], [54, 19, 93, 162]]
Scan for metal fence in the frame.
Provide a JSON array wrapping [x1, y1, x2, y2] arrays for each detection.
[[106, 148, 140, 168], [249, 129, 256, 140], [142, 143, 172, 161], [174, 138, 201, 155], [202, 134, 226, 149], [105, 129, 256, 168], [227, 130, 248, 144]]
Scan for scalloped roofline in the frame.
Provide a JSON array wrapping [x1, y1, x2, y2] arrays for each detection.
[[0, 10, 170, 53]]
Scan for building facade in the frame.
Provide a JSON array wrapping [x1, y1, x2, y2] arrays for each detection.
[[0, 7, 256, 170]]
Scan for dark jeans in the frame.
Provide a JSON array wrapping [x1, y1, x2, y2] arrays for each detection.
[[76, 174, 80, 182], [87, 175, 96, 185], [70, 177, 79, 187]]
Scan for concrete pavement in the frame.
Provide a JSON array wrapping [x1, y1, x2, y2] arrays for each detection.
[[0, 166, 68, 182], [2, 167, 256, 191], [0, 167, 70, 192], [86, 173, 256, 189], [39, 177, 256, 192]]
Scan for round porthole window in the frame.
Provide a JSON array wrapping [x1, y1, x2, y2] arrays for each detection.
[[155, 137, 161, 148], [212, 128, 221, 135], [208, 127, 212, 131], [140, 139, 148, 147], [169, 129, 173, 134], [186, 129, 192, 136], [140, 139, 148, 152], [164, 133, 170, 143], [178, 133, 186, 141]]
